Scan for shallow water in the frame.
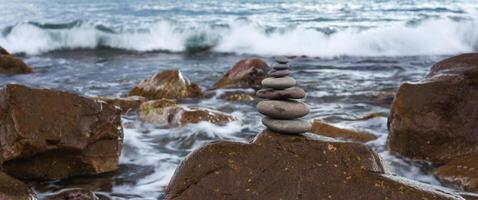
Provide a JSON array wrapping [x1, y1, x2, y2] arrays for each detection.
[[1, 0, 477, 199]]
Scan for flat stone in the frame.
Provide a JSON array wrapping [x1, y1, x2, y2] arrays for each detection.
[[262, 77, 296, 89], [256, 87, 305, 99], [268, 69, 290, 78], [257, 100, 309, 119], [275, 56, 289, 64], [272, 63, 289, 70], [262, 117, 311, 134]]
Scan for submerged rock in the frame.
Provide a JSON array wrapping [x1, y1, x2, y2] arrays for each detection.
[[0, 54, 32, 75], [45, 189, 109, 200], [0, 84, 123, 180], [311, 120, 377, 143], [139, 99, 237, 127], [129, 70, 203, 100], [94, 96, 147, 114], [435, 153, 478, 192], [213, 58, 269, 89], [165, 130, 463, 200], [217, 91, 256, 102], [388, 53, 478, 163], [0, 171, 34, 200]]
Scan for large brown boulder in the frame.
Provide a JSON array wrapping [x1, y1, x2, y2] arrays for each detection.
[[129, 70, 203, 100], [213, 58, 269, 89], [0, 84, 123, 180], [165, 130, 463, 200], [0, 171, 34, 200], [311, 119, 377, 143], [139, 99, 237, 127], [0, 46, 9, 55], [0, 54, 32, 75], [435, 153, 478, 192], [388, 53, 478, 164]]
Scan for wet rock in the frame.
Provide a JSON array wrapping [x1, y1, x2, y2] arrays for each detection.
[[94, 96, 147, 114], [0, 84, 123, 179], [311, 120, 377, 143], [213, 58, 269, 89], [0, 171, 34, 200], [261, 77, 296, 89], [435, 153, 478, 192], [129, 70, 203, 100], [0, 46, 10, 55], [388, 53, 478, 163], [257, 100, 309, 119], [256, 87, 305, 99], [0, 54, 32, 75], [139, 99, 237, 127], [262, 117, 311, 134], [165, 130, 463, 200], [271, 63, 289, 70], [45, 189, 109, 200]]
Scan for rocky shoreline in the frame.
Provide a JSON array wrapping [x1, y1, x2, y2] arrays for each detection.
[[1, 46, 478, 199]]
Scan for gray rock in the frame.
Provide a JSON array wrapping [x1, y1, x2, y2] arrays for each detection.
[[256, 87, 305, 99], [262, 77, 296, 89], [268, 69, 290, 78], [257, 100, 309, 119], [275, 56, 289, 64], [272, 63, 289, 70], [262, 117, 311, 134]]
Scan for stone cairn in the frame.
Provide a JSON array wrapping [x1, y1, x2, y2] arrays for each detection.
[[256, 56, 311, 134]]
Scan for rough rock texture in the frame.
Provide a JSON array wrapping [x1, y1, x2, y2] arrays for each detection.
[[0, 84, 123, 179], [213, 58, 269, 89], [0, 54, 32, 75], [0, 171, 34, 200], [0, 46, 9, 55], [139, 99, 237, 127], [129, 70, 203, 100], [94, 96, 147, 114], [435, 153, 478, 192], [311, 120, 377, 143], [165, 130, 463, 200], [388, 53, 478, 164], [45, 189, 109, 200]]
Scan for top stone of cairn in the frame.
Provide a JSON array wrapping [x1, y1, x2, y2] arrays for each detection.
[[275, 56, 289, 64]]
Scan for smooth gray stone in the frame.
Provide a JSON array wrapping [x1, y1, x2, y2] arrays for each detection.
[[257, 100, 309, 119], [272, 63, 289, 70], [262, 117, 311, 134], [268, 69, 290, 78], [262, 77, 296, 89], [256, 87, 305, 99], [275, 56, 289, 64]]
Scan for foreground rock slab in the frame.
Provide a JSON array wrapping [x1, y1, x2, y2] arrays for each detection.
[[0, 54, 32, 75], [435, 153, 478, 192], [0, 84, 123, 179], [213, 58, 269, 89], [0, 171, 34, 200], [311, 120, 377, 143], [129, 70, 203, 100], [139, 99, 237, 127], [388, 53, 478, 164], [166, 130, 463, 200]]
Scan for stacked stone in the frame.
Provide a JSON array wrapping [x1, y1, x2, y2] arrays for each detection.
[[256, 56, 311, 134]]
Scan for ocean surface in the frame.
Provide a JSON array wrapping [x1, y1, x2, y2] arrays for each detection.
[[0, 0, 477, 199]]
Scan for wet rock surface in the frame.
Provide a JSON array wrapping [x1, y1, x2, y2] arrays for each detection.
[[0, 46, 10, 55], [435, 153, 478, 192], [129, 70, 203, 100], [311, 119, 377, 143], [388, 53, 478, 164], [0, 84, 123, 180], [165, 130, 464, 200], [94, 96, 147, 114], [138, 99, 237, 127], [213, 58, 269, 89], [0, 171, 34, 200], [0, 54, 32, 75]]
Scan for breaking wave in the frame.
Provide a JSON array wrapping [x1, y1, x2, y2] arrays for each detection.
[[1, 12, 477, 57]]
